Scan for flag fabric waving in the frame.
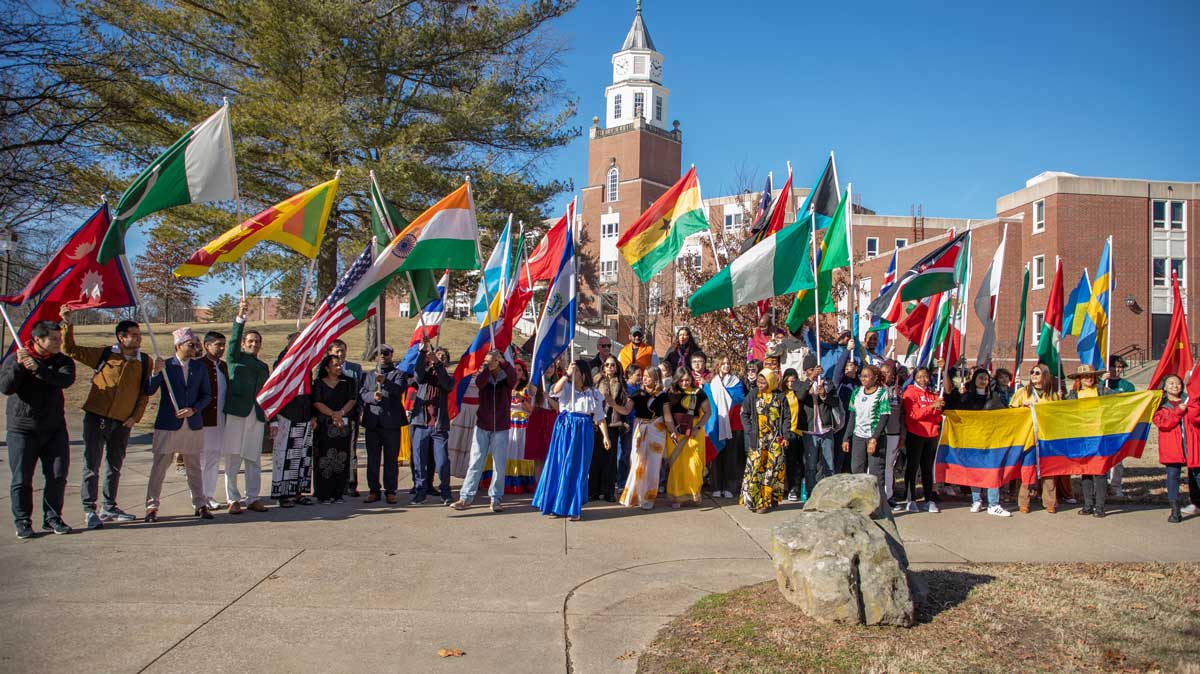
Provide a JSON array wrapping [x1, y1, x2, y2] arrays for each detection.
[[0, 205, 136, 350], [367, 174, 438, 316], [1033, 391, 1161, 477], [739, 173, 774, 253], [784, 188, 851, 333], [1077, 238, 1112, 370], [1012, 264, 1031, 387], [99, 104, 239, 264], [407, 273, 448, 348], [473, 215, 513, 323], [1035, 257, 1065, 377], [256, 243, 380, 418], [935, 407, 1037, 488], [174, 176, 338, 277], [973, 224, 1006, 367], [687, 214, 815, 316], [868, 249, 899, 357], [703, 377, 746, 462], [519, 201, 571, 290], [795, 154, 840, 232], [617, 167, 709, 282], [897, 230, 969, 302], [1147, 273, 1192, 390], [530, 225, 576, 388], [740, 166, 794, 253], [1062, 268, 1092, 337]]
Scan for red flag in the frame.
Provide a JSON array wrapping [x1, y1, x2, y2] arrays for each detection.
[[518, 201, 571, 291], [1149, 273, 1193, 390], [894, 296, 933, 345], [0, 205, 136, 349]]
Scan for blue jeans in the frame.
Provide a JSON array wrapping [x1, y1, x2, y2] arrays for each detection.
[[460, 427, 510, 503], [971, 487, 1000, 506], [803, 434, 835, 497], [411, 425, 450, 499]]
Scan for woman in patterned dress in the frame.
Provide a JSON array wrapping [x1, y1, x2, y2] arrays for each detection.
[[311, 354, 356, 504], [503, 360, 536, 494], [620, 367, 671, 510], [741, 368, 789, 513]]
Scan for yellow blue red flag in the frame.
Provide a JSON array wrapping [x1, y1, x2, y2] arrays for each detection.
[[1033, 390, 1161, 477]]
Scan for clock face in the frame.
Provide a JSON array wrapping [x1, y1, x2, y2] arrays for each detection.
[[615, 58, 629, 77], [650, 59, 662, 78]]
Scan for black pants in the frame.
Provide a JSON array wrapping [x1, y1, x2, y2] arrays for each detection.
[[711, 430, 746, 494], [347, 420, 360, 492], [1080, 474, 1108, 510], [364, 426, 403, 495], [588, 425, 621, 499], [1165, 465, 1200, 506], [833, 427, 851, 473], [81, 411, 130, 511], [784, 436, 804, 494], [850, 435, 887, 508], [9, 428, 69, 526], [904, 433, 938, 503]]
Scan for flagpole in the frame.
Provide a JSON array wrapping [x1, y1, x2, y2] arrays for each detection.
[[1104, 235, 1113, 373], [959, 228, 972, 369], [845, 182, 857, 355], [406, 272, 428, 340], [1054, 255, 1066, 395], [296, 257, 316, 330], [569, 194, 579, 409], [119, 253, 179, 411], [0, 304, 22, 349], [808, 205, 821, 369], [522, 226, 541, 329]]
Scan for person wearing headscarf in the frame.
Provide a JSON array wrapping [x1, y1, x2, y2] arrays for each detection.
[[741, 368, 789, 513], [1152, 374, 1200, 523]]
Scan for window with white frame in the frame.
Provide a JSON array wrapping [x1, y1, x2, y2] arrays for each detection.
[[685, 250, 702, 272], [1153, 257, 1187, 287], [633, 92, 644, 119], [633, 55, 646, 75], [606, 167, 619, 202], [1033, 199, 1045, 233], [895, 238, 908, 249], [654, 95, 663, 121], [648, 284, 661, 315], [1031, 255, 1046, 289], [723, 211, 745, 233], [600, 259, 618, 283], [613, 94, 622, 120], [1032, 311, 1045, 340], [601, 220, 619, 239], [865, 237, 879, 258], [1153, 200, 1187, 230]]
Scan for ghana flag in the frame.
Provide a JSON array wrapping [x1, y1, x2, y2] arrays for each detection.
[[174, 176, 338, 277], [617, 167, 709, 282]]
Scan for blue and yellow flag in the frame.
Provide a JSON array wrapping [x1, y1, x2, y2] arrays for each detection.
[[1062, 268, 1092, 337], [1033, 390, 1160, 477], [1077, 239, 1111, 369]]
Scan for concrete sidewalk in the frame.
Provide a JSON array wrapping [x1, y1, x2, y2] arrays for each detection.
[[1, 436, 1197, 674]]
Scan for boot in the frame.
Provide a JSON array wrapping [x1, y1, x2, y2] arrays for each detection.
[[1168, 500, 1182, 524]]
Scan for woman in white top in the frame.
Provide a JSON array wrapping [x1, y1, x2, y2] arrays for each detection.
[[532, 359, 611, 520]]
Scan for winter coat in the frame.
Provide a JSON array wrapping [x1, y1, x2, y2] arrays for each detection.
[[901, 385, 943, 439], [0, 347, 75, 432], [1153, 399, 1200, 468]]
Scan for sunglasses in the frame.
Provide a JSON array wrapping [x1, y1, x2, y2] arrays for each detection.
[[604, 363, 618, 368], [598, 344, 611, 348], [1029, 369, 1042, 376]]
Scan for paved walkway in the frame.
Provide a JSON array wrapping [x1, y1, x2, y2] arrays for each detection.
[[1, 433, 1197, 674]]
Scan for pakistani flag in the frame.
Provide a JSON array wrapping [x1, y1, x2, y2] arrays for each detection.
[[688, 215, 815, 316], [368, 172, 438, 315], [99, 104, 239, 264], [1036, 257, 1065, 376]]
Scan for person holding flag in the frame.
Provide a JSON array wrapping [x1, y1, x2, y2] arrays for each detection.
[[1010, 362, 1061, 514], [410, 343, 454, 506], [1152, 374, 1200, 523], [222, 300, 271, 515]]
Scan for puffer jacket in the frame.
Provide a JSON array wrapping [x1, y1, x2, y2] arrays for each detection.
[[1153, 399, 1200, 468]]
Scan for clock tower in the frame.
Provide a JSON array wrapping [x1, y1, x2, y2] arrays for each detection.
[[580, 1, 682, 340]]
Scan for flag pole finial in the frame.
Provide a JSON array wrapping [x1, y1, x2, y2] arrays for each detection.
[[636, 0, 642, 15], [222, 96, 229, 107], [334, 169, 342, 178]]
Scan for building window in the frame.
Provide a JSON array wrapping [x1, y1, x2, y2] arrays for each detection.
[[607, 167, 619, 202], [601, 221, 619, 239], [648, 284, 661, 315], [600, 259, 618, 283], [686, 251, 702, 272], [633, 92, 644, 119], [1032, 255, 1046, 289], [865, 237, 879, 258], [654, 95, 663, 121], [1032, 311, 1045, 341], [601, 292, 619, 316], [633, 55, 646, 75], [613, 94, 622, 120], [1033, 199, 1045, 234], [1154, 257, 1187, 287], [894, 238, 908, 249], [1153, 200, 1186, 230], [723, 211, 745, 233]]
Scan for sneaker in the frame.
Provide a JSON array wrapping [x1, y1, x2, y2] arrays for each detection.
[[99, 507, 136, 523], [970, 502, 984, 513], [42, 518, 72, 535], [1181, 504, 1199, 516], [906, 501, 919, 513], [441, 497, 453, 506], [987, 504, 1012, 517], [926, 501, 940, 514], [15, 522, 35, 539], [490, 501, 504, 513], [786, 489, 800, 502], [1064, 497, 1078, 505], [891, 503, 906, 514], [85, 510, 104, 530]]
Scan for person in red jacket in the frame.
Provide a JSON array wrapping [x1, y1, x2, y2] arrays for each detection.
[[900, 367, 944, 513], [1152, 374, 1200, 523]]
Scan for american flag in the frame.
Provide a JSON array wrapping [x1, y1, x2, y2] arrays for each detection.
[[257, 244, 377, 419]]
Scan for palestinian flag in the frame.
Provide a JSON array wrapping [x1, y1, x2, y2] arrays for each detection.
[[898, 230, 969, 302], [1036, 257, 1065, 376], [174, 176, 338, 277], [618, 167, 710, 282], [687, 215, 815, 315], [99, 104, 239, 264]]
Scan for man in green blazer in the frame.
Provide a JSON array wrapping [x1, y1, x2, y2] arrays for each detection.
[[222, 300, 271, 514]]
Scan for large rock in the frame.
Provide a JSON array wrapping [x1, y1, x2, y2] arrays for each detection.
[[771, 474, 922, 627]]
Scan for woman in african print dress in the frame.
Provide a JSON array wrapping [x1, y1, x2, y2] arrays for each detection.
[[312, 354, 356, 503], [620, 367, 671, 510], [741, 368, 789, 513]]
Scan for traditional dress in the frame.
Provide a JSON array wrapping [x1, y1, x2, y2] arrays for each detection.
[[502, 385, 536, 494], [742, 372, 787, 512], [447, 378, 479, 478], [620, 390, 669, 508], [312, 377, 355, 501], [532, 382, 605, 518], [666, 386, 707, 505], [270, 393, 313, 500]]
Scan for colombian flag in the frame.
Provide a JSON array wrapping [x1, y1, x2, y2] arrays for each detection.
[[1034, 391, 1161, 477], [935, 408, 1038, 488]]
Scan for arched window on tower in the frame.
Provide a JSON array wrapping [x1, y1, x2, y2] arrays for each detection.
[[607, 167, 619, 202]]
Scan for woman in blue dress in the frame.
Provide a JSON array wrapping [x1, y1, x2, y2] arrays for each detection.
[[532, 359, 610, 521]]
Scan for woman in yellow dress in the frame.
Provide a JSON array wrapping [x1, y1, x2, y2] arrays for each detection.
[[620, 368, 671, 510], [666, 367, 710, 508]]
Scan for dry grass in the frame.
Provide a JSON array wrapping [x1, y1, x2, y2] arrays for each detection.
[[62, 317, 485, 433], [637, 563, 1200, 674]]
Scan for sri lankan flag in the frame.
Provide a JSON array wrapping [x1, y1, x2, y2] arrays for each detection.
[[174, 176, 338, 277], [617, 167, 709, 282]]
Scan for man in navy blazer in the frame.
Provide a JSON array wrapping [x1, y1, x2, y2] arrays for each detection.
[[143, 328, 213, 522]]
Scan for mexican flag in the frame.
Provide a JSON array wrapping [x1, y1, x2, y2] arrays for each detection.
[[687, 214, 815, 315], [1036, 257, 1065, 376], [99, 104, 239, 264]]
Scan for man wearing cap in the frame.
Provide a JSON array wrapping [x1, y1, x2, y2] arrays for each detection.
[[359, 344, 408, 504], [222, 300, 271, 514], [144, 328, 212, 522], [619, 326, 657, 372]]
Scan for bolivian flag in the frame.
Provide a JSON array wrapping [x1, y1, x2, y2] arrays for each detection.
[[617, 167, 709, 282], [174, 176, 338, 277]]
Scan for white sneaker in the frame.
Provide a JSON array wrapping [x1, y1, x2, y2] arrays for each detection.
[[987, 504, 1012, 517], [970, 502, 984, 513], [724, 490, 735, 499], [926, 501, 940, 513], [1064, 497, 1078, 505], [905, 501, 919, 513], [1181, 504, 1199, 515]]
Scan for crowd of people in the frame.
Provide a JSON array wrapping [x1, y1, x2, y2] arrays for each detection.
[[5, 307, 1199, 539]]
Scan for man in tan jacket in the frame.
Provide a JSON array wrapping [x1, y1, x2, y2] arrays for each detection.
[[60, 308, 151, 530]]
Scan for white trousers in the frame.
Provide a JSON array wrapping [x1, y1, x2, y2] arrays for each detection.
[[201, 422, 225, 502], [223, 413, 265, 504]]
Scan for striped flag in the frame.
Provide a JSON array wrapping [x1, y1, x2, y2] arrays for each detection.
[[399, 272, 449, 374], [530, 224, 576, 387], [617, 167, 709, 282], [973, 224, 1007, 368], [1036, 257, 1065, 376], [1077, 237, 1112, 370]]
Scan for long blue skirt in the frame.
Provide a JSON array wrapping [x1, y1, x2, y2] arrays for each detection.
[[532, 412, 595, 517]]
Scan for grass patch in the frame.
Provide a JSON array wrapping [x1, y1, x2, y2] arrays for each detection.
[[637, 563, 1200, 674]]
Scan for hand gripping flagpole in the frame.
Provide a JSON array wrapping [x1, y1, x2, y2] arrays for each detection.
[[119, 253, 179, 411]]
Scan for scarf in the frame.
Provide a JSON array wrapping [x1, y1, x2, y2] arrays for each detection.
[[704, 374, 745, 448]]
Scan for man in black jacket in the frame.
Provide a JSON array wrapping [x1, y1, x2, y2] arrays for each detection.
[[359, 344, 408, 504], [794, 351, 849, 500], [410, 343, 454, 505], [1, 320, 76, 539]]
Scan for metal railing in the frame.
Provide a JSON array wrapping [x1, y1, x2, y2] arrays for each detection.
[[1112, 344, 1147, 369]]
